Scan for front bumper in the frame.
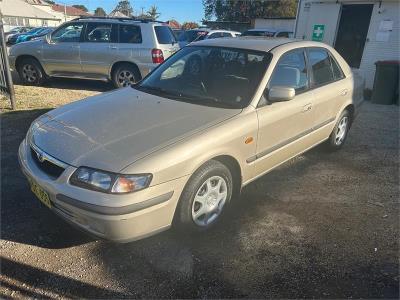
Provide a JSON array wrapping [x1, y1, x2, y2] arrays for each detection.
[[18, 139, 189, 242]]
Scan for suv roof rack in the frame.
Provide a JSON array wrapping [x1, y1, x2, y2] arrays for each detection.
[[72, 16, 166, 24]]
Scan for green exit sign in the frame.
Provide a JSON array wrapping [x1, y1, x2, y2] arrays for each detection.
[[312, 24, 325, 41]]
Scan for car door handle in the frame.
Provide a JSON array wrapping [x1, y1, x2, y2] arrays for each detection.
[[340, 89, 348, 96], [302, 103, 312, 112], [71, 44, 79, 49], [109, 46, 117, 50]]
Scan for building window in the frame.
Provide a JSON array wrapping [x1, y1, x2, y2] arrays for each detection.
[[9, 17, 17, 26], [42, 20, 48, 26], [3, 17, 10, 25], [17, 17, 24, 26]]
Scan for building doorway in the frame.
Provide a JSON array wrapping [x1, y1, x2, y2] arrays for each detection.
[[334, 4, 373, 68]]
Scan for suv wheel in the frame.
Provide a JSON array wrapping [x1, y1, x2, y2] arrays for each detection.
[[17, 58, 46, 86], [326, 110, 351, 151], [112, 64, 140, 88], [175, 160, 233, 232]]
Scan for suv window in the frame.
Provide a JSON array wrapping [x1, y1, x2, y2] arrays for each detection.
[[154, 26, 176, 44], [119, 24, 142, 43], [269, 49, 308, 93], [85, 23, 112, 43], [51, 23, 83, 43], [308, 48, 335, 87]]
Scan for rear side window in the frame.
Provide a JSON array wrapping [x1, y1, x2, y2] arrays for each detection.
[[154, 26, 176, 44], [307, 48, 335, 87], [119, 24, 142, 43], [329, 54, 345, 80], [269, 49, 309, 93], [85, 23, 112, 43]]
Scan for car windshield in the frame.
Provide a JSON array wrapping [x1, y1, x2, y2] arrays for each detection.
[[136, 46, 271, 109]]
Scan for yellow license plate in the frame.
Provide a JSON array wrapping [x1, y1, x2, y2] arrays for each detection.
[[28, 178, 52, 208]]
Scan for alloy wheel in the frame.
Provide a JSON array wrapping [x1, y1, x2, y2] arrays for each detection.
[[191, 175, 228, 226], [22, 64, 38, 83], [117, 70, 135, 87], [335, 116, 349, 146]]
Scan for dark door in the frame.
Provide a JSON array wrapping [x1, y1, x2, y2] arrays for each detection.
[[334, 4, 373, 68]]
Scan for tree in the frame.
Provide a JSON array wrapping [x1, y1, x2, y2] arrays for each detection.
[[203, 0, 298, 22], [94, 7, 107, 17], [182, 22, 199, 30], [147, 5, 161, 21], [114, 0, 134, 17], [72, 4, 88, 12]]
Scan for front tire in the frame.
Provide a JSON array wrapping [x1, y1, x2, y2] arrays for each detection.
[[112, 64, 140, 88], [17, 58, 46, 86], [175, 160, 233, 232], [326, 110, 351, 151]]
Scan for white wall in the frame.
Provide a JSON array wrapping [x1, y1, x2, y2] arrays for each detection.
[[359, 2, 400, 89], [295, 0, 400, 89], [254, 18, 295, 31]]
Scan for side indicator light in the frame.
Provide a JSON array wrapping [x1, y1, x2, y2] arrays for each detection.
[[245, 137, 254, 144]]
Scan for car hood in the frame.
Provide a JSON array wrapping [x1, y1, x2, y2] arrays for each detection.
[[31, 88, 241, 172]]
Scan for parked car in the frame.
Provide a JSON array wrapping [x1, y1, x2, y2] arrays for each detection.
[[5, 27, 32, 40], [177, 29, 209, 47], [242, 28, 294, 38], [192, 30, 241, 42], [7, 27, 45, 45], [9, 17, 180, 88], [19, 38, 364, 242], [16, 27, 54, 44]]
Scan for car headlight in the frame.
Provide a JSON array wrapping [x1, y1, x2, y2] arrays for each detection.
[[70, 167, 152, 194]]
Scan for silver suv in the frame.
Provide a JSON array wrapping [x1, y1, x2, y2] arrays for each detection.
[[9, 17, 180, 87]]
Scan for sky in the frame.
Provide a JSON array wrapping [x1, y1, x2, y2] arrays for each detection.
[[60, 0, 205, 24]]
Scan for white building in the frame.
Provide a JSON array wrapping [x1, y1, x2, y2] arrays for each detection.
[[294, 0, 400, 89], [28, 1, 91, 23], [0, 0, 61, 31], [253, 17, 295, 32]]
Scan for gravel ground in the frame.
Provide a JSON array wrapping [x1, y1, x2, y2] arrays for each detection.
[[1, 81, 399, 299]]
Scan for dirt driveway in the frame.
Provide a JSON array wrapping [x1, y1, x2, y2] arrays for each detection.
[[1, 81, 399, 298]]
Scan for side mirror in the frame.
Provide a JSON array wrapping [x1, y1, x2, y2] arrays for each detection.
[[268, 86, 295, 102]]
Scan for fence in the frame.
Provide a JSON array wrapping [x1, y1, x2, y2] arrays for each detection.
[[0, 20, 15, 110]]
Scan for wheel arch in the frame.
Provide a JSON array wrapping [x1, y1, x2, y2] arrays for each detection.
[[15, 55, 46, 74], [110, 61, 142, 81], [206, 155, 243, 197]]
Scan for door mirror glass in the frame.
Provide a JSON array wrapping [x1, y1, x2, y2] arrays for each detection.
[[268, 86, 295, 102], [45, 33, 51, 43]]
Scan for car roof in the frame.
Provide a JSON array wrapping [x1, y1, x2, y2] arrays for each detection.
[[190, 36, 297, 52], [68, 17, 168, 26], [245, 28, 293, 33], [191, 37, 332, 52]]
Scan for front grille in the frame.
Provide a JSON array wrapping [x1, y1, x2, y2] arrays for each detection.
[[30, 147, 65, 178]]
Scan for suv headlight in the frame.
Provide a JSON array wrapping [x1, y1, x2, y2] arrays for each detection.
[[70, 167, 152, 194]]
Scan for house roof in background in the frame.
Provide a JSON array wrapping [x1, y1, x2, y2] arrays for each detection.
[[108, 10, 128, 18], [0, 0, 59, 19], [51, 4, 91, 16], [25, 0, 50, 5]]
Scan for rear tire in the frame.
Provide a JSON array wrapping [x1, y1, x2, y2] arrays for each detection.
[[17, 58, 46, 86], [325, 110, 351, 151], [174, 160, 233, 233], [112, 64, 141, 88]]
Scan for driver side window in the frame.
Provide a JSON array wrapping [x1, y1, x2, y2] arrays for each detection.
[[268, 49, 309, 93], [51, 23, 83, 43]]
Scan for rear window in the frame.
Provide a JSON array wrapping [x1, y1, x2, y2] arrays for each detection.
[[154, 26, 176, 44]]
